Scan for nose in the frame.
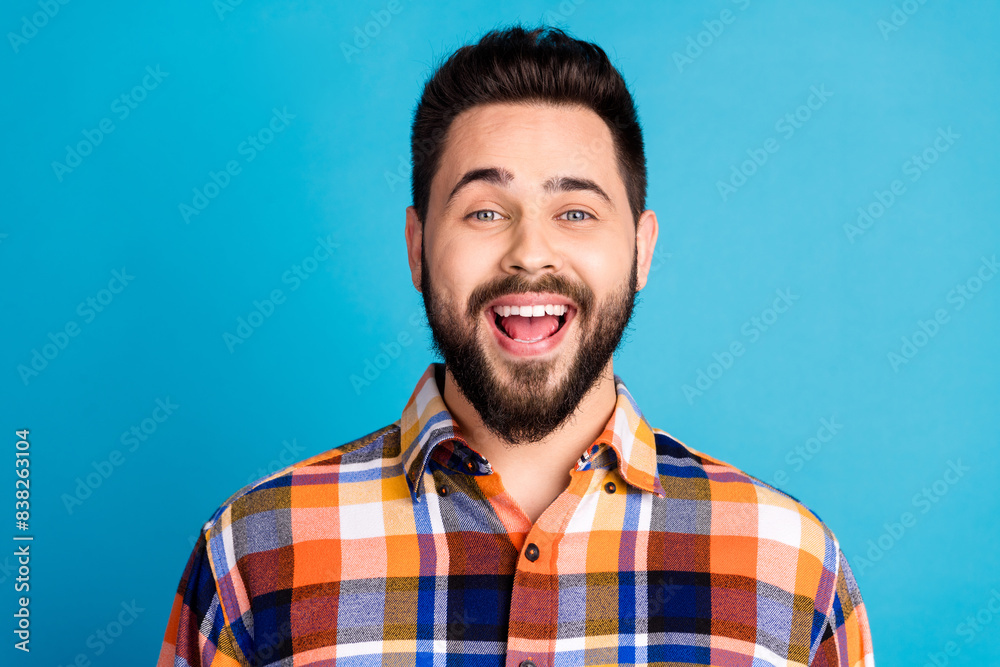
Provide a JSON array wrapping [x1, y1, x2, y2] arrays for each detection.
[[501, 209, 563, 277]]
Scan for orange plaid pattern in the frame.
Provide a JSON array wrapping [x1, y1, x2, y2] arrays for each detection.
[[159, 364, 874, 666]]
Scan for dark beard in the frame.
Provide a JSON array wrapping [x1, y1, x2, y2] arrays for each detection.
[[421, 250, 638, 446]]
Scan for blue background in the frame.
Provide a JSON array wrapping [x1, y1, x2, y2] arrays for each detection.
[[2, 0, 997, 664]]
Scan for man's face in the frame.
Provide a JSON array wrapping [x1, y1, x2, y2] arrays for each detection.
[[405, 102, 657, 445]]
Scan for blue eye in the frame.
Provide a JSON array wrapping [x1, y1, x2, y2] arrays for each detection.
[[561, 210, 592, 222], [470, 210, 502, 222]]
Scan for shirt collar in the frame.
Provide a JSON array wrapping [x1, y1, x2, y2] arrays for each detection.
[[400, 363, 665, 500]]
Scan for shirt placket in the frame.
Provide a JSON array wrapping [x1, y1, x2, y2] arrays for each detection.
[[502, 467, 595, 667]]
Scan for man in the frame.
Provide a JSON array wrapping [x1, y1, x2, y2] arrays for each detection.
[[159, 25, 874, 667]]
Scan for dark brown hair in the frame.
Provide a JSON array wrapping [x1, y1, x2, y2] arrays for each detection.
[[410, 24, 647, 226]]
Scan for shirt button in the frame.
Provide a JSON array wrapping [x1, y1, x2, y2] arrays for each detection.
[[604, 481, 616, 494], [525, 543, 540, 562], [520, 661, 537, 667], [437, 485, 449, 497]]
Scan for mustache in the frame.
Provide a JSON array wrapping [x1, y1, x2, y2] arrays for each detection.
[[465, 273, 594, 320]]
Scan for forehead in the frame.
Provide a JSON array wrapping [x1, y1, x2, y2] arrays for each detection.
[[430, 102, 624, 203]]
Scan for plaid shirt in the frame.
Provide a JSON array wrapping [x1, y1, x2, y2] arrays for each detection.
[[158, 364, 874, 666]]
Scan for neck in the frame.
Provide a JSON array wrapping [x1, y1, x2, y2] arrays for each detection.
[[441, 361, 618, 524]]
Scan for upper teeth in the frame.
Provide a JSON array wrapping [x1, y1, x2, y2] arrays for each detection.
[[493, 304, 568, 317]]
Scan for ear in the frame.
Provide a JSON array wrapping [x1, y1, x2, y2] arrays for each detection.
[[404, 206, 423, 292], [634, 209, 659, 291]]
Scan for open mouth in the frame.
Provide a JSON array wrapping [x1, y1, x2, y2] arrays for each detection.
[[484, 295, 578, 357], [492, 303, 570, 343]]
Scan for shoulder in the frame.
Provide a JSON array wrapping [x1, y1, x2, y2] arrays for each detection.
[[648, 429, 872, 655], [652, 427, 843, 568], [199, 422, 402, 538]]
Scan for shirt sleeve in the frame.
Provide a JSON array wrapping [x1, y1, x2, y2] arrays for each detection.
[[811, 548, 875, 667], [157, 530, 247, 667]]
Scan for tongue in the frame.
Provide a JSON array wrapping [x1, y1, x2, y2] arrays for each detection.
[[502, 315, 560, 341]]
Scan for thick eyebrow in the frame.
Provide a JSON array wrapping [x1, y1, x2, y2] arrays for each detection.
[[542, 175, 614, 209], [443, 167, 513, 212], [442, 167, 615, 213]]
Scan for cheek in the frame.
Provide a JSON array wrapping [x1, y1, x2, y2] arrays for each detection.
[[568, 241, 633, 295], [428, 237, 496, 305]]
